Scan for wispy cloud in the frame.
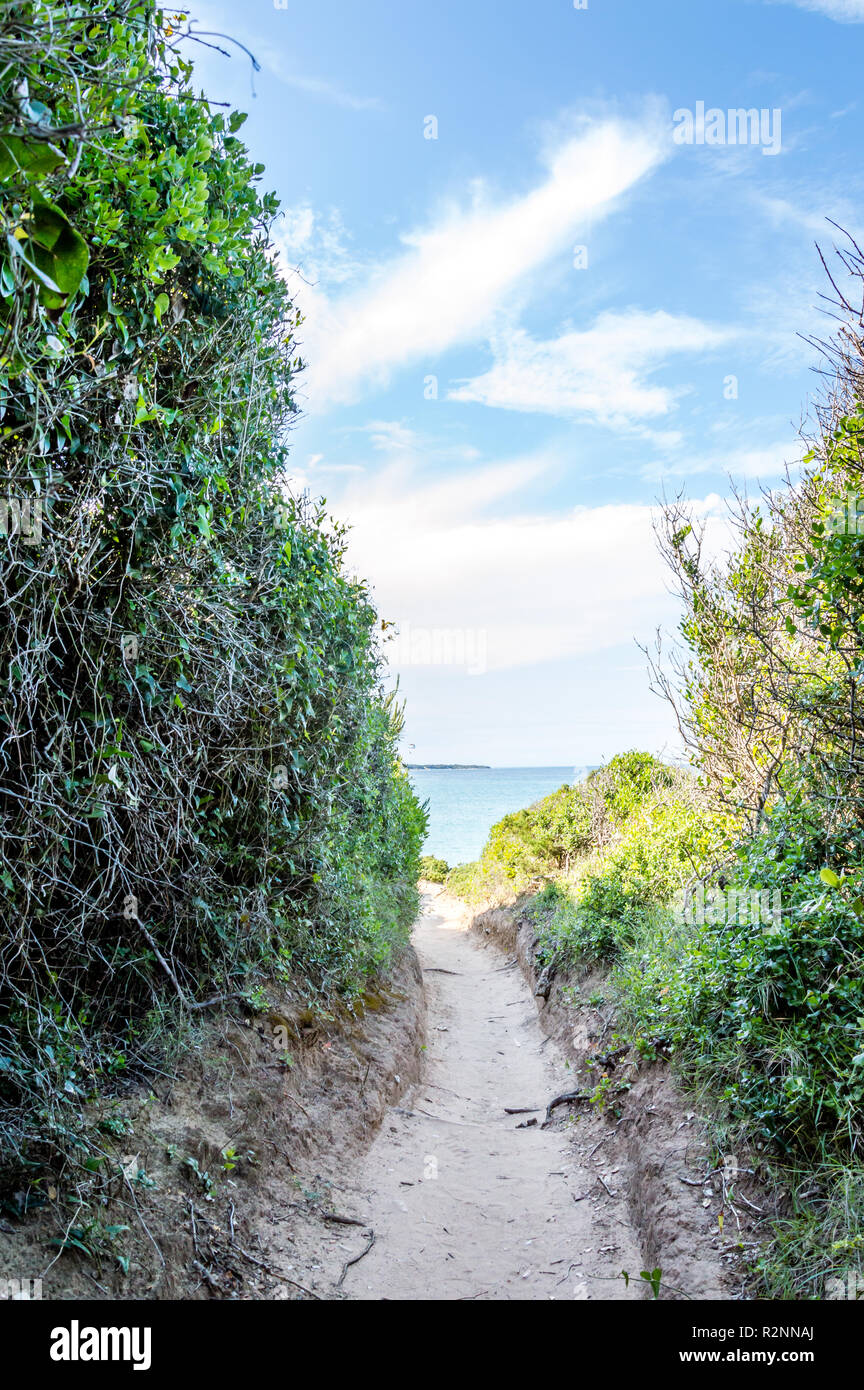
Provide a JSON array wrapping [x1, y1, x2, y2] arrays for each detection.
[[768, 0, 864, 20], [282, 114, 671, 410], [448, 311, 734, 428], [646, 438, 801, 483], [274, 205, 367, 287], [258, 53, 383, 110], [752, 191, 862, 248]]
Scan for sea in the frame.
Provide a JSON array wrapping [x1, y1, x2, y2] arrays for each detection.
[[407, 765, 593, 868]]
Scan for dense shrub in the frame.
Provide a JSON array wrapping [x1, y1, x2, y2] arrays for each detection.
[[529, 764, 721, 964], [419, 855, 449, 883], [448, 752, 699, 912], [615, 241, 864, 1292], [634, 239, 864, 1164], [0, 2, 424, 1190]]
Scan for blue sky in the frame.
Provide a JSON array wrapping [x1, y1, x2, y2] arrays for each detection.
[[187, 0, 864, 765]]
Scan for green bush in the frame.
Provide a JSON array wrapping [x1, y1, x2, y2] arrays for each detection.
[[529, 768, 721, 965], [0, 2, 424, 1191], [445, 857, 512, 904], [419, 856, 449, 883], [457, 754, 681, 900], [617, 789, 864, 1156]]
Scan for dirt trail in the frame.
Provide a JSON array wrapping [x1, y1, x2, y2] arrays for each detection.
[[1, 893, 730, 1302], [321, 889, 644, 1300]]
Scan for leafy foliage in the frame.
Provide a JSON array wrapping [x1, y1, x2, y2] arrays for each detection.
[[636, 236, 864, 1169], [446, 752, 693, 911], [0, 2, 424, 1193], [419, 855, 449, 883]]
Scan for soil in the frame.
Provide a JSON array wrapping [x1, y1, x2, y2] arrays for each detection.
[[0, 938, 427, 1300], [274, 886, 755, 1300], [281, 884, 645, 1300], [466, 895, 761, 1301]]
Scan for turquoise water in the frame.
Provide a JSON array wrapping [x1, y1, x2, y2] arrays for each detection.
[[408, 766, 591, 867]]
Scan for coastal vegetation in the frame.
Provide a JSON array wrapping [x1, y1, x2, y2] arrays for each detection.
[[419, 855, 449, 883], [0, 1, 424, 1207]]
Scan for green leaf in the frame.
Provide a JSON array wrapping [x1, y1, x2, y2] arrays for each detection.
[[30, 197, 89, 298], [0, 134, 65, 183], [7, 233, 62, 292], [820, 867, 841, 889], [9, 197, 89, 306]]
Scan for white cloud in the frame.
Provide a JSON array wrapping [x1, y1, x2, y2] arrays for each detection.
[[769, 0, 864, 19], [448, 311, 734, 427], [274, 206, 367, 288], [646, 438, 801, 482], [283, 116, 671, 409], [753, 192, 861, 243], [300, 448, 727, 674]]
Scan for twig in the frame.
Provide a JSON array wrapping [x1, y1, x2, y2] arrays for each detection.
[[336, 1229, 375, 1288], [229, 1240, 320, 1299], [134, 915, 244, 1011], [188, 1199, 200, 1256], [587, 1131, 615, 1159], [543, 1089, 591, 1125]]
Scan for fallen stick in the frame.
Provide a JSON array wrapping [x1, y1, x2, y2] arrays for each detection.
[[504, 1107, 539, 1115], [543, 1089, 591, 1125], [587, 1131, 615, 1158], [336, 1230, 376, 1288]]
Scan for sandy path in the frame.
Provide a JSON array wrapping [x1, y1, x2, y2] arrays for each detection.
[[334, 889, 643, 1300]]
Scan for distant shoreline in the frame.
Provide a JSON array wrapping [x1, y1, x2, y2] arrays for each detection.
[[406, 763, 491, 770]]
